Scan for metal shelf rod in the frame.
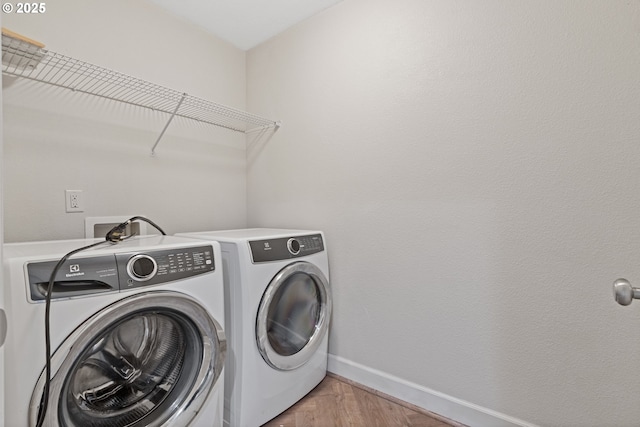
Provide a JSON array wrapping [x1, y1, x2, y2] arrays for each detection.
[[151, 92, 187, 156]]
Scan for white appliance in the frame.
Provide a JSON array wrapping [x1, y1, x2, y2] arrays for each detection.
[[176, 228, 332, 427], [3, 235, 226, 427], [0, 250, 5, 425]]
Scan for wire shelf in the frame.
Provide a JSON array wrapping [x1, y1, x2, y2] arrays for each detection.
[[2, 30, 279, 152]]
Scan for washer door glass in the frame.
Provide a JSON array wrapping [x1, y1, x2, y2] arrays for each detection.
[[31, 292, 226, 427], [256, 261, 331, 371]]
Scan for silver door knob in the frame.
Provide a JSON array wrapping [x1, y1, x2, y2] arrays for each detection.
[[613, 278, 640, 306]]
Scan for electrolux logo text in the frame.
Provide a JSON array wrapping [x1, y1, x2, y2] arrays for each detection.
[[66, 264, 85, 278]]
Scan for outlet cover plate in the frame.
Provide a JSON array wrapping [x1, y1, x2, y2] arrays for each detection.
[[65, 190, 83, 213]]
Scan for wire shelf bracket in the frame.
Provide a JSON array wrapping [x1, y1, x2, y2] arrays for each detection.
[[1, 28, 280, 154], [151, 92, 186, 156]]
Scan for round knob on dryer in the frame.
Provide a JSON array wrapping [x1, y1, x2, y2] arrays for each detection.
[[287, 238, 301, 255]]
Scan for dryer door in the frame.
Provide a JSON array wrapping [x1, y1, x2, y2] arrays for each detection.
[[256, 261, 331, 371], [30, 291, 226, 427]]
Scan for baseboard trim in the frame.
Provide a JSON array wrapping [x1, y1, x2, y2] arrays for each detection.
[[327, 354, 538, 427]]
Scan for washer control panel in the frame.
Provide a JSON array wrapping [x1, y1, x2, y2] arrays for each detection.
[[25, 245, 216, 302], [116, 245, 215, 290], [249, 234, 324, 263]]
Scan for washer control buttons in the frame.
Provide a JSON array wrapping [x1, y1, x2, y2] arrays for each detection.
[[127, 254, 158, 281], [287, 238, 301, 255]]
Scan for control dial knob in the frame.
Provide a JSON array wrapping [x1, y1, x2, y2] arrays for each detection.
[[127, 254, 158, 282], [287, 238, 301, 255]]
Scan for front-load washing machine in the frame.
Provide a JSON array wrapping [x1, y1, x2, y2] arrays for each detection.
[[0, 248, 5, 424], [3, 235, 226, 427], [176, 228, 331, 427]]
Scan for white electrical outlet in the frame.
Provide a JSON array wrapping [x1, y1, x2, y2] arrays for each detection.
[[65, 190, 84, 213]]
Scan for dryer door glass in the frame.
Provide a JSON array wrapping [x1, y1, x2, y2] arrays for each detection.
[[256, 261, 331, 371], [31, 292, 226, 427], [267, 272, 319, 355]]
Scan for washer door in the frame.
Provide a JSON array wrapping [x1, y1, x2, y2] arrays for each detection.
[[30, 291, 226, 427], [256, 261, 331, 371]]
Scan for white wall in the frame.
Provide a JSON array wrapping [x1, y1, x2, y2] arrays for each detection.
[[2, 0, 248, 242], [246, 1, 640, 426]]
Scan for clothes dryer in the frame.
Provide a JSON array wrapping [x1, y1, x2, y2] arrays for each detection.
[[176, 228, 331, 427], [3, 235, 226, 427]]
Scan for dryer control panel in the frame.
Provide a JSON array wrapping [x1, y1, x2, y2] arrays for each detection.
[[249, 234, 324, 263]]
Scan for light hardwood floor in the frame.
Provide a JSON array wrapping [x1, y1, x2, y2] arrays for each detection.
[[262, 374, 466, 427]]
